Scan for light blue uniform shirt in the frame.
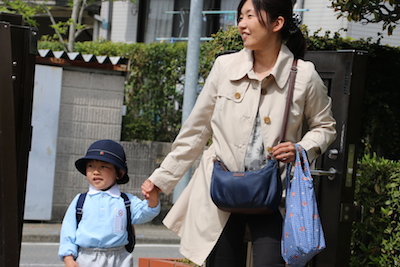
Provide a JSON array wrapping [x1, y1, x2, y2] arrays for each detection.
[[58, 184, 160, 261]]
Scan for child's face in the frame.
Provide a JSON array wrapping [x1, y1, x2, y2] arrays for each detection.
[[86, 159, 118, 190]]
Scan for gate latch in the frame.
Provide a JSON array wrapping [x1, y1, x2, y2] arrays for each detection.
[[340, 203, 364, 222]]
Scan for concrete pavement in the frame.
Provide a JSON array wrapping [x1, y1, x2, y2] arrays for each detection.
[[22, 222, 180, 244]]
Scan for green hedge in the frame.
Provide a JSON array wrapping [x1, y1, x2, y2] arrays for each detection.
[[351, 155, 400, 266], [122, 42, 187, 141], [38, 26, 400, 160]]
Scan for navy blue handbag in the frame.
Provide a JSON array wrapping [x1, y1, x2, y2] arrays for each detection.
[[210, 159, 282, 214]]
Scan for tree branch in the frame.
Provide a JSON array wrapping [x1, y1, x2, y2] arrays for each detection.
[[40, 4, 69, 52], [75, 0, 87, 39]]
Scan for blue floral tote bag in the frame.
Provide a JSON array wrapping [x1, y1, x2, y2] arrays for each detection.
[[281, 144, 326, 266]]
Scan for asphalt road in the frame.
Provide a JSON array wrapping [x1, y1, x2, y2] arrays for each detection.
[[20, 242, 183, 267]]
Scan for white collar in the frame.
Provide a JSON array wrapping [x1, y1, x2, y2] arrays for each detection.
[[88, 183, 121, 198], [228, 44, 294, 90]]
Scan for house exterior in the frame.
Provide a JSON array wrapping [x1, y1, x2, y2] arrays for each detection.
[[27, 0, 399, 47], [97, 0, 239, 43], [99, 0, 400, 47]]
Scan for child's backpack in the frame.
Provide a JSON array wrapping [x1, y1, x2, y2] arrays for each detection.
[[75, 192, 136, 253]]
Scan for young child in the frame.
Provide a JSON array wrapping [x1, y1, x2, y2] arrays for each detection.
[[58, 139, 160, 267]]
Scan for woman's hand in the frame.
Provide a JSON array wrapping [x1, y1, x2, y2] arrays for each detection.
[[272, 142, 296, 163], [141, 179, 161, 199]]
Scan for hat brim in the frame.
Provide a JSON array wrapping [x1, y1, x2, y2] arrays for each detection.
[[75, 155, 129, 184]]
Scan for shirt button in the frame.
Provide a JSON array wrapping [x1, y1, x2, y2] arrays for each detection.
[[261, 88, 268, 95], [235, 92, 241, 99], [264, 116, 271, 124]]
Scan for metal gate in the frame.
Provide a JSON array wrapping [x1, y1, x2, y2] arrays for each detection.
[[0, 13, 37, 266], [305, 50, 368, 266]]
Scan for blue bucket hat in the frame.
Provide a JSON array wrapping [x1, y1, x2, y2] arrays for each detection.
[[75, 139, 129, 184]]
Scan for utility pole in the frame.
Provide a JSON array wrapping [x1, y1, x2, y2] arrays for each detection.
[[173, 0, 204, 203]]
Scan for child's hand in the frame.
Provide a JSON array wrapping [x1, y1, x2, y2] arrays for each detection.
[[147, 187, 160, 208], [64, 255, 79, 267]]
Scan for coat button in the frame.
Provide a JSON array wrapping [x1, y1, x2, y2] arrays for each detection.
[[264, 116, 271, 124], [267, 147, 273, 154], [235, 92, 241, 99]]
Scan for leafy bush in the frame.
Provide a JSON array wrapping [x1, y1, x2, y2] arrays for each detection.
[[38, 38, 65, 51], [123, 42, 187, 141], [351, 155, 400, 266], [199, 25, 243, 79], [74, 40, 132, 57]]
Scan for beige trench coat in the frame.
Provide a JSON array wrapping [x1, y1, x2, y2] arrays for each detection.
[[148, 44, 337, 265]]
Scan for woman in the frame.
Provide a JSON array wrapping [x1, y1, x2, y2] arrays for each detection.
[[142, 0, 336, 266]]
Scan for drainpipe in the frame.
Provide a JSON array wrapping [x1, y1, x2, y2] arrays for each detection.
[[173, 0, 204, 203], [295, 0, 305, 19]]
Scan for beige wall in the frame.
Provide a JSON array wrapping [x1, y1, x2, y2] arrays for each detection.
[[51, 69, 126, 221]]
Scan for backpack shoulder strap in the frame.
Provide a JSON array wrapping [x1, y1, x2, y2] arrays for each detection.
[[121, 192, 136, 253], [76, 192, 88, 228]]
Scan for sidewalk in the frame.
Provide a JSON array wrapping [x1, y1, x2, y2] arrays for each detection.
[[22, 222, 180, 244]]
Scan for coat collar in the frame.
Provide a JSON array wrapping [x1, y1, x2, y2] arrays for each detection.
[[228, 44, 294, 90], [88, 183, 121, 198]]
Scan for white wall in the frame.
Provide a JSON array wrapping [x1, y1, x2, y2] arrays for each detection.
[[302, 0, 400, 47], [348, 21, 400, 47], [24, 65, 63, 220], [302, 0, 348, 35], [111, 0, 139, 43]]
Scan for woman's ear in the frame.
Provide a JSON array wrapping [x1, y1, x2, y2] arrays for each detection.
[[272, 16, 285, 32]]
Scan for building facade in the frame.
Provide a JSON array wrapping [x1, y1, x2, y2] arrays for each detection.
[[99, 0, 400, 46], [29, 0, 399, 47]]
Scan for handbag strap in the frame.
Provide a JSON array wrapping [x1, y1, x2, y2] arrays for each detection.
[[279, 59, 298, 143]]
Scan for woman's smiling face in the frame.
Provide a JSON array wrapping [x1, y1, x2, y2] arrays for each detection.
[[238, 0, 270, 50], [86, 159, 118, 190], [237, 0, 284, 51]]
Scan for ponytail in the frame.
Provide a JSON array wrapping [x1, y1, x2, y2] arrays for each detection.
[[285, 30, 307, 59]]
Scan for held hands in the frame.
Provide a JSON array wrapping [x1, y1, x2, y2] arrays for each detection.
[[141, 179, 161, 208], [273, 141, 296, 163]]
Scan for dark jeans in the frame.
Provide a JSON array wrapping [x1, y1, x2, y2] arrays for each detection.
[[206, 212, 285, 267]]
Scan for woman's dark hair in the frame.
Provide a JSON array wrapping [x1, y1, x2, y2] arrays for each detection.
[[237, 0, 306, 59]]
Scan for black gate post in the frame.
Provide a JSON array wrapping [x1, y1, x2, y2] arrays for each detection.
[[0, 13, 37, 266], [305, 50, 368, 267]]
